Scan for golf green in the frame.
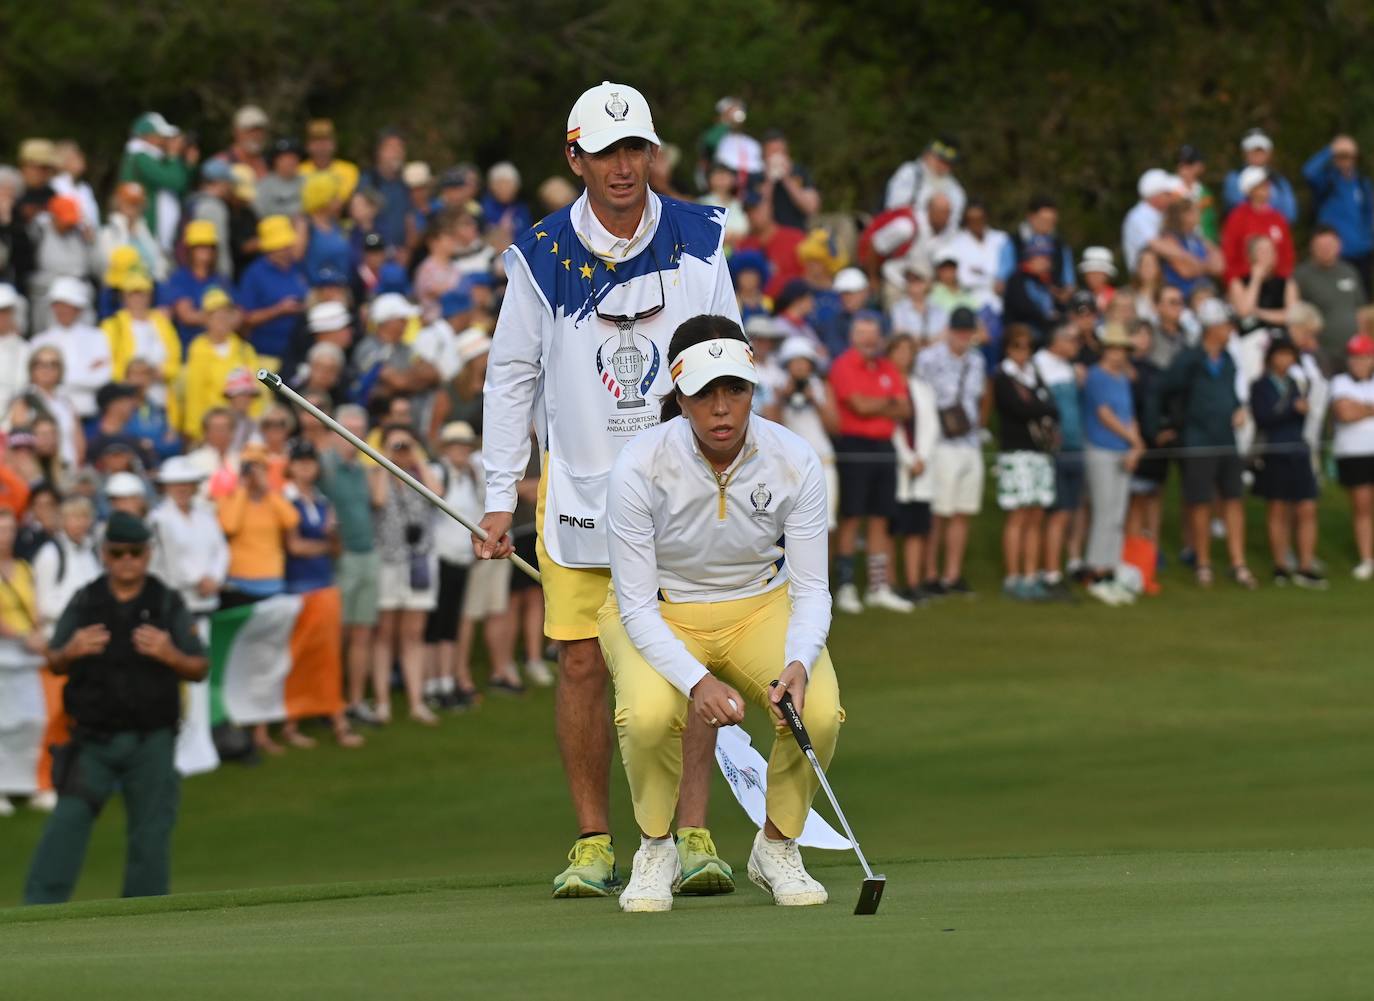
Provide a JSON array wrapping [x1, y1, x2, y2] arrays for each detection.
[[0, 500, 1370, 997]]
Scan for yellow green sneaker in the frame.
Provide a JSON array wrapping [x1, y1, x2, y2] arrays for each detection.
[[675, 827, 735, 895], [553, 835, 618, 898]]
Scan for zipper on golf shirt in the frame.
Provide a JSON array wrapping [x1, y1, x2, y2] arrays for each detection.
[[701, 446, 757, 522]]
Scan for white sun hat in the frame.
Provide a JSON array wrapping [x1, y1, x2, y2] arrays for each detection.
[[567, 81, 661, 154]]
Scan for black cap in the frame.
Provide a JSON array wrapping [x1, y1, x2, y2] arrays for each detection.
[[439, 166, 475, 189], [96, 382, 139, 413], [949, 306, 977, 331], [362, 231, 385, 252], [773, 278, 813, 315], [1069, 289, 1097, 313], [1177, 143, 1204, 165], [1265, 335, 1299, 364], [288, 438, 319, 462], [104, 510, 151, 545]]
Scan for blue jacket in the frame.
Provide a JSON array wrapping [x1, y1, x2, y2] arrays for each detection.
[[1303, 148, 1374, 258], [1223, 169, 1298, 224]]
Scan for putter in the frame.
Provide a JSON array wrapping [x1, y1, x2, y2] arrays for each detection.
[[772, 682, 886, 915], [256, 369, 540, 583]]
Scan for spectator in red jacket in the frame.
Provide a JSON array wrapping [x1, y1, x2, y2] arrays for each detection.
[[1222, 166, 1295, 285], [737, 189, 804, 298]]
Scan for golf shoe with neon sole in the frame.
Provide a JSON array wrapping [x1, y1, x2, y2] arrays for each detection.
[[619, 837, 681, 912], [747, 831, 828, 906], [675, 827, 735, 895], [552, 834, 618, 898]]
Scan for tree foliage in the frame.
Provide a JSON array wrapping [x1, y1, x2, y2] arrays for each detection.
[[4, 0, 1373, 243]]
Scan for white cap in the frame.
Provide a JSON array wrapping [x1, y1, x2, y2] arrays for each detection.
[[234, 105, 269, 130], [104, 472, 146, 499], [744, 315, 786, 340], [1079, 246, 1117, 277], [0, 283, 18, 310], [1240, 128, 1273, 153], [1196, 297, 1232, 329], [402, 161, 433, 187], [371, 293, 419, 326], [670, 337, 758, 395], [1239, 165, 1270, 196], [49, 276, 91, 308], [1138, 168, 1182, 200], [155, 455, 206, 485], [567, 81, 661, 154], [454, 328, 492, 366], [777, 335, 822, 367], [833, 267, 869, 294], [308, 301, 351, 334]]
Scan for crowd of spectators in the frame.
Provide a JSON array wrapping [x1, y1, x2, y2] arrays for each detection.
[[3, 98, 1374, 814]]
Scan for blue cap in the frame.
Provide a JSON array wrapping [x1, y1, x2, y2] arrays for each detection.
[[310, 264, 347, 288], [458, 271, 494, 291], [377, 261, 410, 296], [741, 188, 764, 209], [439, 287, 473, 317], [201, 159, 235, 183], [729, 248, 771, 286], [1022, 234, 1056, 261]]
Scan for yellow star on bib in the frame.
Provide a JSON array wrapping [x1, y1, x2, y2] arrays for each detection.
[[561, 258, 572, 270], [579, 262, 595, 279], [603, 260, 616, 272], [535, 230, 548, 241], [549, 241, 559, 254]]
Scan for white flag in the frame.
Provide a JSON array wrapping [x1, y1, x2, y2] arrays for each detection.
[[714, 724, 851, 850]]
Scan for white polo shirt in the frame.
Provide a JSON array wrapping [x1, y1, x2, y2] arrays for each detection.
[[483, 191, 740, 569], [606, 413, 832, 697]]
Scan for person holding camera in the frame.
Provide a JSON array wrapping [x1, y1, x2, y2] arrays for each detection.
[[370, 423, 442, 726], [763, 336, 840, 528], [23, 511, 207, 904]]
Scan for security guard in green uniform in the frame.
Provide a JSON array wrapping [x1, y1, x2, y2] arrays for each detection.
[[23, 511, 208, 904]]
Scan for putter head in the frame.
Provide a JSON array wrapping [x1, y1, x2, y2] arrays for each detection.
[[854, 875, 886, 915]]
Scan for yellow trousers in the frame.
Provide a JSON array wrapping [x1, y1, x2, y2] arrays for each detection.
[[598, 585, 843, 839]]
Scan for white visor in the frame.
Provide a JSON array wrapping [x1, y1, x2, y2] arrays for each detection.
[[670, 338, 758, 396]]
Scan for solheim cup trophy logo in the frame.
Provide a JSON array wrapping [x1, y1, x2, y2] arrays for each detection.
[[611, 320, 646, 409]]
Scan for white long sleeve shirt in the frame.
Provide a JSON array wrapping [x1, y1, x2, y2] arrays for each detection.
[[148, 499, 230, 613], [32, 534, 101, 637], [606, 414, 832, 697], [482, 191, 740, 569], [31, 322, 113, 419]]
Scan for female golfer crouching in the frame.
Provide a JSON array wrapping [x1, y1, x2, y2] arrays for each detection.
[[601, 314, 843, 913]]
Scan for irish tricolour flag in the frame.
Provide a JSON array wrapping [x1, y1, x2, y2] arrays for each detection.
[[208, 589, 345, 727]]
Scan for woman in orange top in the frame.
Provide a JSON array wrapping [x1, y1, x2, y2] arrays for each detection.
[[217, 444, 300, 599]]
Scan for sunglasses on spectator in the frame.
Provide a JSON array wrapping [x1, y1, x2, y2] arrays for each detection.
[[106, 545, 147, 560], [33, 360, 61, 368], [387, 440, 413, 452]]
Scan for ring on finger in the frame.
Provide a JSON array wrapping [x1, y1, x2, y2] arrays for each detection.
[[708, 717, 719, 726]]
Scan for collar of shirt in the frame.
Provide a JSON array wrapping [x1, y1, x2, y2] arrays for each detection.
[[572, 190, 661, 262], [684, 416, 755, 481]]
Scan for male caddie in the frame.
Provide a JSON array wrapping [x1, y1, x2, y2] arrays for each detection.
[[24, 512, 208, 904], [477, 82, 742, 897]]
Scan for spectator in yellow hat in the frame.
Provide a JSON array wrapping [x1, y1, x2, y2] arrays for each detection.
[[299, 119, 359, 204], [302, 171, 351, 280], [182, 159, 236, 280], [165, 220, 225, 347], [100, 271, 182, 427], [237, 215, 308, 367], [99, 181, 167, 283], [182, 288, 259, 439]]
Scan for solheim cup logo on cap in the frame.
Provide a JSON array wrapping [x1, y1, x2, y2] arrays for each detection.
[[604, 92, 630, 122], [708, 340, 724, 358]]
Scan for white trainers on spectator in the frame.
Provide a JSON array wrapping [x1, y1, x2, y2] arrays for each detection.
[[619, 836, 680, 913], [525, 660, 555, 687], [1087, 580, 1125, 606], [865, 587, 914, 613], [30, 790, 57, 812], [835, 583, 863, 614], [0, 795, 14, 818], [1354, 560, 1374, 582], [747, 831, 828, 906]]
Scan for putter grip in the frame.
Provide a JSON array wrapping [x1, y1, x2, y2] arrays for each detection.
[[772, 684, 812, 752]]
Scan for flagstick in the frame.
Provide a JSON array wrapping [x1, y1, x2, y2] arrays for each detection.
[[257, 370, 541, 584]]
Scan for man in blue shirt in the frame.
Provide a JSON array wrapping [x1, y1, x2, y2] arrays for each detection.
[[1303, 135, 1374, 294], [359, 130, 409, 250], [237, 215, 307, 365], [1224, 128, 1298, 223]]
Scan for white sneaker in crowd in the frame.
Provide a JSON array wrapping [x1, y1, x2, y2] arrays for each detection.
[[747, 831, 828, 906], [1354, 560, 1374, 582], [0, 795, 14, 818], [525, 660, 555, 687], [619, 836, 681, 913], [865, 586, 914, 613], [29, 790, 57, 812], [1087, 580, 1126, 606], [835, 583, 863, 614]]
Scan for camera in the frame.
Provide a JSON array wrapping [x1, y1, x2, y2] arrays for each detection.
[[404, 523, 424, 546]]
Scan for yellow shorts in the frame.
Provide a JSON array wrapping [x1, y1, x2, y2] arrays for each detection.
[[535, 457, 611, 642], [598, 584, 843, 839]]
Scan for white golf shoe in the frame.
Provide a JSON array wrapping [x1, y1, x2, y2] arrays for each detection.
[[619, 837, 680, 913], [747, 831, 828, 906], [835, 583, 863, 614], [525, 660, 555, 687], [865, 586, 914, 613]]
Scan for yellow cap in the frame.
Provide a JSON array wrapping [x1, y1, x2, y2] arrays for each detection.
[[257, 214, 296, 253], [102, 245, 141, 286], [184, 219, 219, 247], [120, 272, 153, 294], [301, 171, 339, 215], [201, 287, 233, 312], [797, 228, 848, 275]]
